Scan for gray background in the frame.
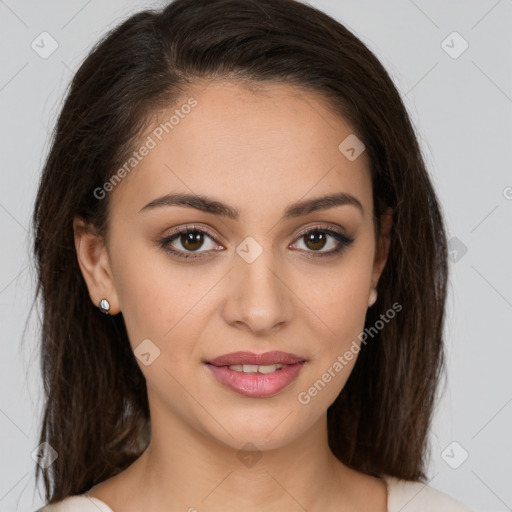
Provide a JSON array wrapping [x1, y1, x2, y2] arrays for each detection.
[[0, 0, 511, 510]]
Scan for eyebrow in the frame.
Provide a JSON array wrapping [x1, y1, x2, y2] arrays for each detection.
[[139, 191, 363, 219]]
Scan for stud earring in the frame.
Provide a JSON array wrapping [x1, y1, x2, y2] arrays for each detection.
[[368, 289, 377, 307], [98, 298, 111, 314]]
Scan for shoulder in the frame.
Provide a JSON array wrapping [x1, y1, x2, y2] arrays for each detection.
[[38, 494, 114, 512], [382, 475, 474, 512]]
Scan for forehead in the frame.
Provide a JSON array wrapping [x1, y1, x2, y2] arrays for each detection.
[[109, 79, 373, 221]]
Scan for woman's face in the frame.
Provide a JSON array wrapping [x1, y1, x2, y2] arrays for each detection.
[[76, 80, 390, 451]]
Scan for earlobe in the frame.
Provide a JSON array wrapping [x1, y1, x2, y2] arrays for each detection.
[[368, 288, 378, 307], [73, 216, 120, 315]]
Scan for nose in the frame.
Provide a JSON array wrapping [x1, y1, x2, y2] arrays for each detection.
[[221, 243, 293, 336]]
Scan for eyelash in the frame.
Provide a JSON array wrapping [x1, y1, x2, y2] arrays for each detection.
[[159, 224, 355, 261]]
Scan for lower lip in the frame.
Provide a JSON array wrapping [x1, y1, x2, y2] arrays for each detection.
[[205, 362, 305, 398]]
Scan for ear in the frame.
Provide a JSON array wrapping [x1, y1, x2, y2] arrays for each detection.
[[371, 207, 393, 289], [73, 216, 121, 315]]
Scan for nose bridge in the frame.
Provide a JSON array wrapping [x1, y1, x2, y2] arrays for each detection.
[[223, 235, 291, 333]]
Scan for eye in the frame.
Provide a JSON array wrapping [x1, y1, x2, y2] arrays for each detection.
[[290, 226, 354, 258], [159, 225, 222, 260], [159, 224, 354, 261]]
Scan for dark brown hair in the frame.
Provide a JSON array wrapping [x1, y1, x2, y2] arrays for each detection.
[[32, 0, 448, 504]]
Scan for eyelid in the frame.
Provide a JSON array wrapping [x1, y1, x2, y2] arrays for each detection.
[[293, 222, 348, 239], [164, 224, 221, 243]]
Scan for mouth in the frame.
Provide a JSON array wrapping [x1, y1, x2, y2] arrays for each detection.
[[204, 351, 306, 398]]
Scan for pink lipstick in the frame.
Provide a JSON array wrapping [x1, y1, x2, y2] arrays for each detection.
[[205, 351, 306, 398]]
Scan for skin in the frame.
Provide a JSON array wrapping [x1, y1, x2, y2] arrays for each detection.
[[74, 80, 392, 512]]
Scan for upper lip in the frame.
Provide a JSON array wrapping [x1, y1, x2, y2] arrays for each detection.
[[206, 351, 306, 367]]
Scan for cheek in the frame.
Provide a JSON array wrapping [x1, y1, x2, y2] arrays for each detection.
[[304, 239, 375, 346], [296, 264, 372, 411], [109, 239, 183, 347], [111, 239, 219, 370]]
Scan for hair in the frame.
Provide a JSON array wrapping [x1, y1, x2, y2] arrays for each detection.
[[31, 0, 448, 505]]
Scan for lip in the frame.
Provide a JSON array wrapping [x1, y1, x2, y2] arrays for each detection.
[[206, 351, 306, 366], [206, 362, 305, 398], [204, 351, 307, 398]]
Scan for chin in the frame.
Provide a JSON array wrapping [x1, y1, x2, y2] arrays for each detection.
[[198, 408, 317, 454]]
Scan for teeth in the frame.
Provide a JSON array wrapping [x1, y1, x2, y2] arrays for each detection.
[[228, 364, 286, 373], [243, 364, 259, 373]]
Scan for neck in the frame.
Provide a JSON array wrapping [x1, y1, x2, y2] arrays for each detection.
[[122, 404, 355, 511]]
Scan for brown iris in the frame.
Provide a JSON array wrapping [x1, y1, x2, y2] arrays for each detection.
[[303, 231, 327, 251], [180, 231, 205, 251]]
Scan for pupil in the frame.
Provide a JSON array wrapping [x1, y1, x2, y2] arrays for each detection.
[[182, 231, 203, 251], [306, 231, 326, 251]]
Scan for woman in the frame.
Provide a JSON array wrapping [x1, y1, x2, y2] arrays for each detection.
[[33, 0, 473, 510]]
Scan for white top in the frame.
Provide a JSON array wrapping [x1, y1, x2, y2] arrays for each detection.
[[39, 475, 474, 511]]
